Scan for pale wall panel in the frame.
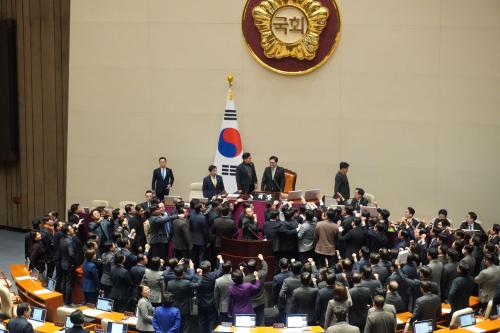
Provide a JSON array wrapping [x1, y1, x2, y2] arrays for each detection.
[[67, 0, 500, 227]]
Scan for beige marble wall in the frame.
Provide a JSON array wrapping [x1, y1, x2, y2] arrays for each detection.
[[67, 0, 500, 227]]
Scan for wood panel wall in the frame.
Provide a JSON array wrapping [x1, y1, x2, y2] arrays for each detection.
[[0, 0, 69, 229]]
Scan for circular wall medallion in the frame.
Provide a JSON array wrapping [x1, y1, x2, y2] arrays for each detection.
[[242, 0, 341, 75]]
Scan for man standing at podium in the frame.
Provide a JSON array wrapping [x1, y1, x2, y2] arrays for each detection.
[[151, 156, 174, 201], [202, 165, 226, 199], [261, 155, 285, 193], [236, 152, 257, 195]]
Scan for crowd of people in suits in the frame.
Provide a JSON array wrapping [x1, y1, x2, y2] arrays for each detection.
[[20, 158, 500, 333], [22, 191, 500, 333]]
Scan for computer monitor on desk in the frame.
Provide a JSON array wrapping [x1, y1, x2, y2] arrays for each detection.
[[96, 297, 114, 312], [65, 316, 74, 328], [106, 322, 127, 333], [287, 314, 308, 328], [47, 277, 56, 291], [414, 319, 433, 333], [234, 314, 256, 328], [30, 307, 46, 323], [459, 312, 476, 328]]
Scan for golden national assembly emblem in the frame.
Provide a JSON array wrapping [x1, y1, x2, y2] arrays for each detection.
[[242, 0, 341, 75]]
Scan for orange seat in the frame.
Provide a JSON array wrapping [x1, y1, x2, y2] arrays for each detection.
[[283, 168, 297, 193]]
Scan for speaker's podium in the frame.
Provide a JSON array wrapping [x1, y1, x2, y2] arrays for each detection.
[[220, 237, 274, 281]]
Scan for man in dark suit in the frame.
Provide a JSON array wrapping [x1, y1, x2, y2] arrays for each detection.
[[290, 272, 318, 325], [333, 161, 350, 203], [261, 156, 285, 193], [448, 262, 474, 315], [211, 204, 237, 251], [167, 264, 201, 333], [442, 248, 459, 300], [349, 188, 368, 212], [140, 190, 154, 210], [172, 207, 193, 259], [7, 303, 33, 333], [263, 210, 281, 268], [409, 281, 441, 329], [279, 261, 303, 314], [315, 273, 336, 327], [338, 217, 366, 259], [130, 254, 148, 301], [148, 203, 180, 261], [202, 165, 226, 199], [151, 156, 174, 201], [189, 202, 209, 267], [236, 152, 257, 194], [349, 273, 373, 332], [196, 256, 224, 333], [110, 252, 133, 312], [59, 224, 76, 306], [66, 310, 89, 333], [459, 211, 485, 233], [278, 209, 298, 260]]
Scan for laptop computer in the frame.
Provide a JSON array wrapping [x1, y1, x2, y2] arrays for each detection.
[[234, 314, 256, 327], [47, 277, 56, 291], [304, 189, 321, 202], [65, 316, 74, 328], [459, 312, 476, 327], [360, 206, 378, 217], [106, 322, 127, 333], [96, 297, 114, 312], [286, 314, 308, 328], [29, 306, 46, 328], [414, 319, 433, 333]]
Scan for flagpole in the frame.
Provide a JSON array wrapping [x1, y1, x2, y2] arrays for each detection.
[[227, 74, 234, 100]]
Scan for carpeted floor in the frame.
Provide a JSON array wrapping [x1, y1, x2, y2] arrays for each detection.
[[0, 229, 27, 277]]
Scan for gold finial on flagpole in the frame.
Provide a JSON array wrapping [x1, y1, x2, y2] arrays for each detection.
[[227, 74, 234, 100]]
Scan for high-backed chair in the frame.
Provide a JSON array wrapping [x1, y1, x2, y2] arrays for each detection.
[[56, 306, 75, 323], [363, 193, 375, 205], [119, 201, 137, 210], [91, 200, 109, 208], [283, 169, 297, 193], [0, 285, 13, 319], [449, 307, 474, 327], [484, 300, 494, 318], [188, 182, 203, 201]]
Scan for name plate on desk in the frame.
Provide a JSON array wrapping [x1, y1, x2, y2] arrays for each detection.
[[253, 191, 279, 201]]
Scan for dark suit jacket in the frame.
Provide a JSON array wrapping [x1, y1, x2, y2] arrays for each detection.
[[172, 218, 193, 251], [334, 171, 350, 200], [349, 285, 373, 329], [459, 221, 484, 233], [350, 197, 368, 212], [236, 162, 257, 194], [315, 285, 334, 326], [110, 264, 133, 300], [291, 286, 319, 325], [196, 263, 223, 308], [149, 214, 177, 244], [263, 220, 281, 253], [189, 212, 208, 246], [261, 166, 285, 192], [339, 227, 366, 259], [211, 216, 237, 248], [59, 235, 75, 270], [441, 261, 458, 299], [278, 220, 298, 252], [448, 274, 474, 314], [385, 291, 405, 313], [272, 271, 293, 305], [130, 263, 146, 298], [279, 275, 301, 312], [167, 276, 201, 315], [202, 175, 225, 198], [7, 316, 34, 333], [410, 292, 441, 326], [151, 167, 174, 194]]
